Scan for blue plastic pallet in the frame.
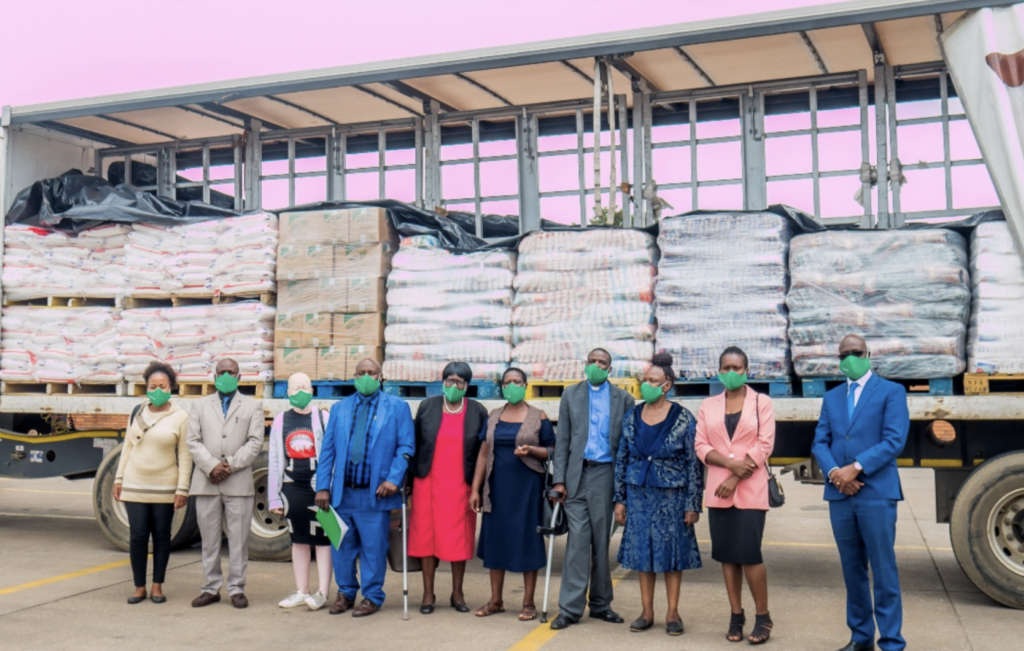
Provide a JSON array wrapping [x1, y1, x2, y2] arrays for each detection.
[[670, 377, 793, 398], [800, 376, 953, 398], [383, 380, 502, 400], [272, 380, 357, 400]]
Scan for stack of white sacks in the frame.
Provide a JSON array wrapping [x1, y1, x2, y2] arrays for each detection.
[[0, 307, 121, 382], [967, 221, 1024, 374], [117, 303, 276, 383], [383, 235, 515, 381], [1, 224, 128, 300], [512, 229, 657, 379], [657, 212, 792, 379]]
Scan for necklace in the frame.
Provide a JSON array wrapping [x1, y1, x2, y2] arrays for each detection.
[[443, 398, 465, 414]]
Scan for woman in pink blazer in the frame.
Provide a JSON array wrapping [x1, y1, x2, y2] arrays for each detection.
[[695, 347, 776, 645]]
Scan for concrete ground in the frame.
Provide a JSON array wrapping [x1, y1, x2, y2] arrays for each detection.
[[0, 469, 1020, 651]]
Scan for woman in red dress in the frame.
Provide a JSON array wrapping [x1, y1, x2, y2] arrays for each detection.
[[408, 362, 488, 614]]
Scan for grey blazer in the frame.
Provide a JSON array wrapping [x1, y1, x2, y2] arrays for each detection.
[[187, 392, 265, 497], [552, 380, 635, 499]]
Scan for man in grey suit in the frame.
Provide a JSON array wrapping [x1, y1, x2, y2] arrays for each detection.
[[187, 358, 264, 609], [550, 348, 635, 630]]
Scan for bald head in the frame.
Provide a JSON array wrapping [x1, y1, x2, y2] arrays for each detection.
[[354, 358, 382, 380], [215, 358, 240, 377], [839, 334, 868, 356], [288, 372, 312, 395]]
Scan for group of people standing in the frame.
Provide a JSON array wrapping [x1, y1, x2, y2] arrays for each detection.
[[113, 332, 909, 651]]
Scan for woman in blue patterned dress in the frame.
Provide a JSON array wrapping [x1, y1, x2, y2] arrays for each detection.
[[614, 351, 704, 636]]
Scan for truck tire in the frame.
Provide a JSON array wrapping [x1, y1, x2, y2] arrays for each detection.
[[949, 451, 1024, 609], [92, 444, 199, 552], [246, 449, 291, 561]]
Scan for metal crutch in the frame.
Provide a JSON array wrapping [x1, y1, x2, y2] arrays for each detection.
[[538, 487, 564, 624]]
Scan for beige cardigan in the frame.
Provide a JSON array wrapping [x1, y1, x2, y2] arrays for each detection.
[[115, 404, 192, 503]]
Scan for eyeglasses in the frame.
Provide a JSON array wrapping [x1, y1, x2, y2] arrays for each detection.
[[838, 350, 867, 361], [443, 378, 468, 389]]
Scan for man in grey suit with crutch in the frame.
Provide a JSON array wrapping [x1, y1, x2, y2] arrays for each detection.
[[549, 348, 635, 630]]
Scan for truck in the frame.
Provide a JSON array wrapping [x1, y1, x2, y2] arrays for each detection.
[[2, 0, 1023, 609]]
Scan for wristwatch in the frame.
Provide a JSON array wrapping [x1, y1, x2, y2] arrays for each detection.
[[853, 461, 863, 472]]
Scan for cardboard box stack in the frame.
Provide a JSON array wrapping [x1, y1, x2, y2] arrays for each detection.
[[273, 207, 395, 381]]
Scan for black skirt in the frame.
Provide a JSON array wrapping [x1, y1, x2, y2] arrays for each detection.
[[708, 507, 767, 565]]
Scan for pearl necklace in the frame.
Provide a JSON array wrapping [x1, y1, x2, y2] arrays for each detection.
[[443, 398, 465, 414]]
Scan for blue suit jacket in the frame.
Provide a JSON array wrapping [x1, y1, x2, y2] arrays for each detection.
[[315, 391, 415, 512], [811, 374, 910, 502]]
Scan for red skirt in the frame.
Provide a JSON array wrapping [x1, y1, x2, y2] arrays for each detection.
[[408, 410, 476, 562]]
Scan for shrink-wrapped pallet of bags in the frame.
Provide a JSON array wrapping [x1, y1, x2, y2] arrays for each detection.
[[117, 303, 275, 383], [787, 229, 970, 378], [512, 229, 657, 379], [124, 213, 277, 296], [382, 235, 515, 381], [657, 213, 792, 379], [1, 224, 128, 300], [967, 221, 1024, 374], [0, 307, 121, 382]]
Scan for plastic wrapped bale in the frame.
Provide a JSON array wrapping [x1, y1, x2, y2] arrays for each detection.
[[657, 213, 791, 379], [787, 229, 970, 378], [1, 224, 128, 300], [0, 307, 121, 382], [117, 303, 276, 383], [968, 221, 1024, 374], [512, 229, 657, 379], [383, 235, 514, 381]]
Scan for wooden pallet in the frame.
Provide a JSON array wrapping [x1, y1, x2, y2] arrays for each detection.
[[1, 295, 118, 308], [1, 380, 126, 396], [800, 376, 953, 398], [964, 373, 1024, 396], [670, 377, 793, 398], [383, 380, 503, 400], [525, 378, 641, 400], [127, 381, 268, 398], [273, 380, 359, 399], [120, 291, 275, 309]]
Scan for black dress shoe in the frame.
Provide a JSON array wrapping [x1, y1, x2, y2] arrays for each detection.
[[151, 595, 167, 604], [836, 642, 875, 651], [420, 604, 435, 615], [630, 617, 654, 632], [549, 614, 577, 630], [127, 593, 146, 605], [450, 596, 470, 613], [589, 609, 625, 624], [666, 620, 684, 636]]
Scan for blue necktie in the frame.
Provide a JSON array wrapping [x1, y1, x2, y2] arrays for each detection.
[[350, 400, 369, 465], [847, 384, 857, 421], [221, 395, 231, 416]]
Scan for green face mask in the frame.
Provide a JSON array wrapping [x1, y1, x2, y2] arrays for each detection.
[[147, 388, 171, 407], [442, 384, 467, 403], [503, 383, 526, 405], [214, 372, 239, 394], [354, 374, 380, 396], [584, 364, 610, 386], [840, 354, 871, 381], [718, 371, 748, 391], [289, 390, 313, 409], [640, 381, 667, 404]]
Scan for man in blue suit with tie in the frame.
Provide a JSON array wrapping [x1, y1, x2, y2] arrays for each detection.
[[315, 358, 414, 618], [812, 334, 909, 651]]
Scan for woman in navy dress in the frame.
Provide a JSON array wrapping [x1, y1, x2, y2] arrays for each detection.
[[470, 367, 555, 622], [614, 352, 703, 636]]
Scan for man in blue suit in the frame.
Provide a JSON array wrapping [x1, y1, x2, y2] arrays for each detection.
[[812, 334, 909, 651], [315, 358, 414, 618]]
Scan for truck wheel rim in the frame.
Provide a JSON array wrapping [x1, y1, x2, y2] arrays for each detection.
[[987, 487, 1024, 578], [251, 467, 287, 539], [113, 497, 130, 528]]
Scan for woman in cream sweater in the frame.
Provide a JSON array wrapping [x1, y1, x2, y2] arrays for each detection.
[[114, 362, 192, 604]]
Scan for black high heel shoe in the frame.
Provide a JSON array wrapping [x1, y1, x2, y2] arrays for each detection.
[[450, 595, 470, 613]]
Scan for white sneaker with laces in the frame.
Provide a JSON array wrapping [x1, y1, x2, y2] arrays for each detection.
[[305, 591, 327, 611], [279, 591, 310, 608]]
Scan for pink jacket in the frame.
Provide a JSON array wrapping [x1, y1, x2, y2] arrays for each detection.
[[695, 389, 776, 510]]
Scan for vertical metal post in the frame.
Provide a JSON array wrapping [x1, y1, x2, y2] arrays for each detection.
[[858, 70, 873, 227], [576, 109, 586, 226], [740, 90, 767, 211], [810, 86, 820, 219], [940, 71, 953, 212], [93, 149, 103, 179], [689, 98, 699, 211], [378, 130, 387, 200], [631, 87, 645, 223], [642, 86, 653, 224], [338, 133, 348, 201], [156, 147, 176, 199], [424, 101, 442, 210], [244, 119, 263, 211], [414, 119, 424, 208], [472, 118, 483, 237], [287, 138, 296, 207], [886, 64, 902, 227], [516, 111, 541, 233], [874, 64, 889, 229], [326, 129, 343, 201], [202, 144, 211, 204], [618, 94, 630, 227], [233, 136, 243, 211], [124, 154, 133, 186]]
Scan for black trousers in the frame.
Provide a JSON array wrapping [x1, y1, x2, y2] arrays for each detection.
[[125, 501, 174, 587]]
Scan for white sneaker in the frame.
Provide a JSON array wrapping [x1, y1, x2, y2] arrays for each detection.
[[305, 591, 327, 611], [278, 591, 310, 608]]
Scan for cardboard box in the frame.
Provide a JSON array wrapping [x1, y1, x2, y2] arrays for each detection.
[[274, 347, 318, 379], [277, 244, 333, 280], [274, 313, 306, 349], [333, 242, 395, 278], [276, 279, 320, 313], [332, 313, 386, 346], [301, 312, 332, 348], [316, 345, 384, 381], [318, 277, 386, 313], [279, 207, 392, 245]]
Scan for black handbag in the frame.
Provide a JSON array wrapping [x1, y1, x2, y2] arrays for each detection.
[[755, 394, 785, 508], [539, 451, 569, 536]]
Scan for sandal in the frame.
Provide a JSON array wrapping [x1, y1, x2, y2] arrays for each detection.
[[519, 604, 538, 621], [727, 610, 746, 643], [475, 601, 505, 617], [748, 612, 773, 645]]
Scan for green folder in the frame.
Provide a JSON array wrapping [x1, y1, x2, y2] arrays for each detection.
[[314, 506, 348, 550]]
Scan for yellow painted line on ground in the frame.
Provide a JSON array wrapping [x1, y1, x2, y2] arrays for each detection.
[[0, 559, 130, 597], [1, 488, 90, 496]]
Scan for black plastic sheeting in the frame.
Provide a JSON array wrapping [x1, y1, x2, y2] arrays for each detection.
[[662, 204, 826, 234], [5, 170, 240, 233], [106, 160, 236, 210]]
